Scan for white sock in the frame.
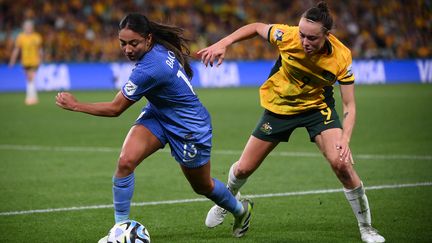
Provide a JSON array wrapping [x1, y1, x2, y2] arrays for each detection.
[[344, 182, 372, 227], [26, 81, 38, 100], [227, 162, 247, 195]]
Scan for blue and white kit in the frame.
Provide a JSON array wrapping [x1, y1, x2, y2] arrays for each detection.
[[121, 44, 211, 168]]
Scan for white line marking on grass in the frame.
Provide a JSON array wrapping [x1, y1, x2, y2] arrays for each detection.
[[1, 182, 431, 216], [1, 144, 432, 161]]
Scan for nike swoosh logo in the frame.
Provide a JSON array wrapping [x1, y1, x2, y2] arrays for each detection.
[[324, 120, 334, 125], [358, 209, 369, 214]]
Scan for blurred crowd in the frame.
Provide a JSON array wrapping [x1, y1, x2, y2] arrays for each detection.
[[1, 0, 431, 63]]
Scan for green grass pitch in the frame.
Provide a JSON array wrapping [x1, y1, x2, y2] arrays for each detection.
[[0, 84, 431, 242]]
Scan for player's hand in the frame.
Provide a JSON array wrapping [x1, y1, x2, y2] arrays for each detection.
[[197, 42, 227, 67], [336, 140, 354, 165], [56, 92, 78, 111]]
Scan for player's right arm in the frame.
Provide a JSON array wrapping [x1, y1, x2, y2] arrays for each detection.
[[56, 91, 135, 117], [9, 39, 20, 67], [198, 23, 271, 67]]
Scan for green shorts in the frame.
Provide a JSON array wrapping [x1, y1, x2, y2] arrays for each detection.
[[252, 107, 342, 142], [23, 65, 39, 71]]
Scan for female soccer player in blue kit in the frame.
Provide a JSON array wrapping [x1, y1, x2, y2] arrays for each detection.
[[55, 13, 252, 241]]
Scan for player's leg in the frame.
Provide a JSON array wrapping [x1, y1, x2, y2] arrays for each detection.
[[113, 125, 162, 223], [314, 128, 360, 188], [230, 135, 279, 191], [315, 128, 385, 242], [99, 124, 163, 243], [205, 135, 278, 228], [180, 162, 253, 237], [181, 162, 243, 215], [24, 68, 38, 105]]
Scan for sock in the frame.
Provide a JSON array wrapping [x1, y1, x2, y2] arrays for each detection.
[[26, 81, 37, 100], [344, 181, 372, 227], [227, 162, 247, 195], [207, 178, 244, 216], [113, 173, 135, 223]]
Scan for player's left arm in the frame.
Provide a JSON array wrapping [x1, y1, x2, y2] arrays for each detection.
[[197, 23, 271, 67], [338, 83, 356, 164]]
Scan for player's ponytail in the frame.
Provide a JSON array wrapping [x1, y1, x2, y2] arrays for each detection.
[[147, 21, 193, 79], [302, 1, 333, 33], [119, 13, 193, 79]]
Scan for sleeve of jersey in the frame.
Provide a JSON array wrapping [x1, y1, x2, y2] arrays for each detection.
[[268, 24, 293, 46], [338, 56, 355, 85], [121, 69, 155, 101]]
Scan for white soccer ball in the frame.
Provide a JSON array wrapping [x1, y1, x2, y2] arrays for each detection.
[[107, 220, 151, 243]]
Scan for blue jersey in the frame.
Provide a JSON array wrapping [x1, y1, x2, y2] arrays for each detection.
[[121, 44, 211, 141]]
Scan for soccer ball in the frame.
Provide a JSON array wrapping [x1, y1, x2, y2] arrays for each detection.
[[107, 220, 151, 243]]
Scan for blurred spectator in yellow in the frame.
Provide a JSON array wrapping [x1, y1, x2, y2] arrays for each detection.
[[9, 19, 43, 105]]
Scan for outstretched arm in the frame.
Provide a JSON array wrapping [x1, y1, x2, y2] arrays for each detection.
[[197, 23, 271, 67], [56, 91, 135, 117]]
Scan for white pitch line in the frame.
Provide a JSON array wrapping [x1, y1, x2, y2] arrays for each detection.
[[1, 144, 431, 161], [1, 182, 431, 216]]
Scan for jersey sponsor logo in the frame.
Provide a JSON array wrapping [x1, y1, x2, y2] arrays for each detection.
[[273, 29, 284, 41], [260, 122, 273, 135], [124, 80, 138, 96]]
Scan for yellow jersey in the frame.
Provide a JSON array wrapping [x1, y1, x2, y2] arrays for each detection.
[[16, 32, 42, 67], [261, 24, 354, 115]]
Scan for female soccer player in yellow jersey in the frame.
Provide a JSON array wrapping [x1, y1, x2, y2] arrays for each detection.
[[9, 20, 43, 105], [198, 2, 385, 242]]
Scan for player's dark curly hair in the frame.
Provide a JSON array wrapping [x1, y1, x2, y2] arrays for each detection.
[[302, 1, 333, 32], [119, 13, 193, 79]]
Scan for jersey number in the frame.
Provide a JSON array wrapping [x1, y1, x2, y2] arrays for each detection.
[[177, 70, 195, 95]]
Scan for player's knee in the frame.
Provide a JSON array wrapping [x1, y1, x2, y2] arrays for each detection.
[[117, 154, 138, 175], [331, 160, 353, 179], [331, 159, 349, 172]]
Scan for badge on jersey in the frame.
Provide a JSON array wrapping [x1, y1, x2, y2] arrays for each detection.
[[274, 29, 284, 41], [124, 80, 138, 96]]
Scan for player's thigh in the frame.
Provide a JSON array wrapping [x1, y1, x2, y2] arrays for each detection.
[[24, 66, 37, 81], [120, 124, 163, 165], [236, 135, 278, 177], [314, 128, 342, 164]]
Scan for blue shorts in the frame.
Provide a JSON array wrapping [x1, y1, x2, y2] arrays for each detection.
[[134, 109, 212, 168]]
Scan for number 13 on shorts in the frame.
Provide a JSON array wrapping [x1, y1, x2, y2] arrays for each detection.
[[182, 142, 198, 162]]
